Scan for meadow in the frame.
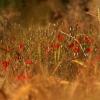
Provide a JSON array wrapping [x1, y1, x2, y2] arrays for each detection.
[[0, 2, 100, 100]]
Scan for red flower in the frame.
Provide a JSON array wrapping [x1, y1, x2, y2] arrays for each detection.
[[18, 42, 25, 52], [83, 35, 93, 44], [25, 59, 33, 65], [72, 47, 80, 53], [68, 42, 74, 48], [16, 74, 28, 81], [85, 47, 93, 53], [51, 43, 60, 49], [57, 33, 65, 42], [68, 41, 80, 53], [2, 60, 10, 71]]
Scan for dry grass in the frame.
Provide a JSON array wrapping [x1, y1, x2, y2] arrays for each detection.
[[0, 6, 100, 100]]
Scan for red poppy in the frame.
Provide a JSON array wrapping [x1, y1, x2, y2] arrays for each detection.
[[25, 59, 33, 65], [72, 46, 80, 53], [68, 41, 80, 53], [85, 47, 93, 53], [57, 33, 65, 42], [68, 42, 74, 48], [51, 43, 60, 49], [2, 60, 10, 71], [18, 42, 25, 52], [16, 74, 28, 81], [83, 35, 93, 44]]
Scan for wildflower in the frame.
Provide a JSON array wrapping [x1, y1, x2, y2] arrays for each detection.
[[68, 41, 80, 53], [1, 60, 10, 71], [51, 42, 60, 50], [83, 35, 93, 44], [85, 47, 93, 53], [24, 59, 33, 65], [72, 46, 80, 53], [57, 33, 65, 42], [18, 42, 25, 52], [16, 74, 28, 81]]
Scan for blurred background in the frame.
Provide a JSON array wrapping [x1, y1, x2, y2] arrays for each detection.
[[0, 0, 99, 26]]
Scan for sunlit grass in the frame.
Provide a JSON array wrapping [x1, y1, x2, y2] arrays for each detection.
[[0, 7, 100, 100]]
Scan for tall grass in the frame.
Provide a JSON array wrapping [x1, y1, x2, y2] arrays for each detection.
[[0, 7, 100, 100]]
